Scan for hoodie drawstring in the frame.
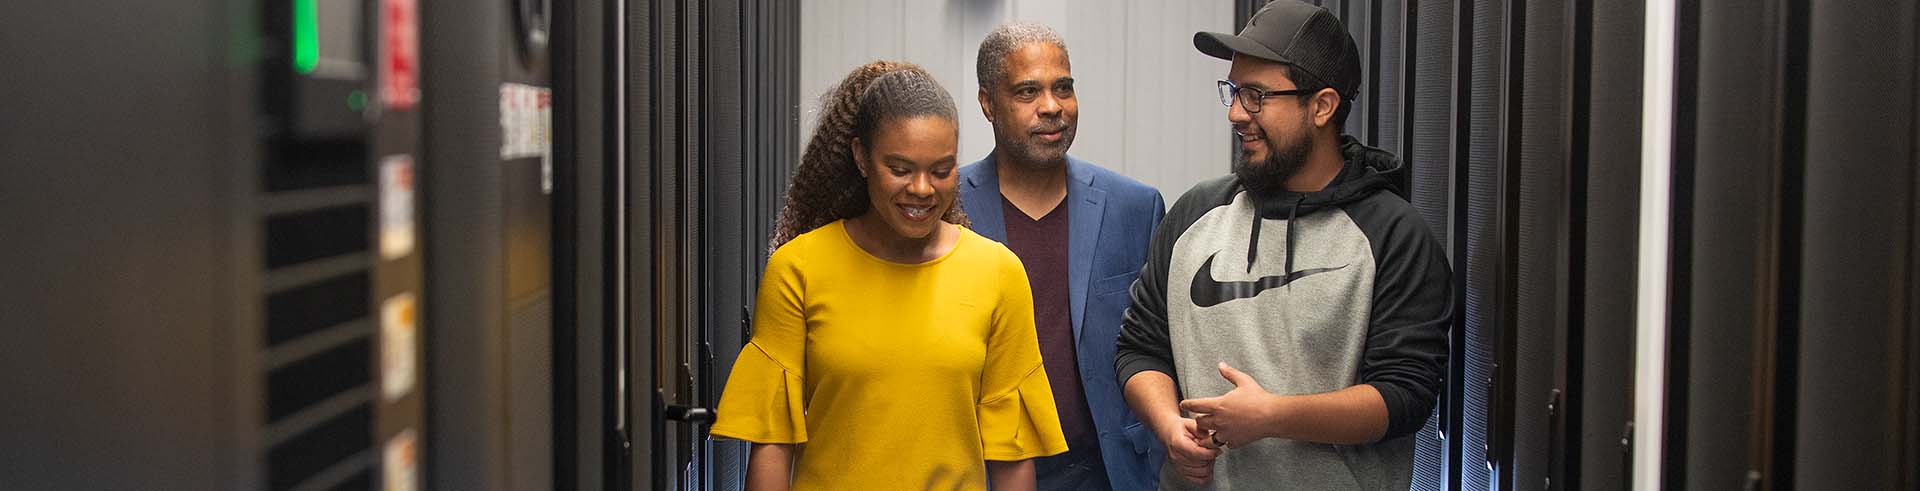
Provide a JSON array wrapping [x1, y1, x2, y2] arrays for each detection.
[[1248, 195, 1306, 282], [1246, 217, 1263, 273], [1283, 196, 1303, 286]]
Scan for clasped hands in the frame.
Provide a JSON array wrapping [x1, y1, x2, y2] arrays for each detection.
[[1161, 362, 1280, 484]]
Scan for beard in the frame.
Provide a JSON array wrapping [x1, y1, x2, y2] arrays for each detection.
[[1233, 122, 1313, 196], [998, 119, 1075, 169]]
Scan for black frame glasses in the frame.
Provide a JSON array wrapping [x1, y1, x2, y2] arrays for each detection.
[[1217, 80, 1315, 114]]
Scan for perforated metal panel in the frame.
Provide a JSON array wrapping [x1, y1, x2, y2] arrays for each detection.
[[1685, 1, 1784, 488], [1513, 0, 1570, 488], [1795, 1, 1918, 487], [1410, 0, 1455, 252], [1406, 1, 1458, 488], [1459, 1, 1504, 488], [697, 1, 801, 489], [1375, 0, 1406, 166], [626, 0, 659, 484], [1578, 4, 1643, 489]]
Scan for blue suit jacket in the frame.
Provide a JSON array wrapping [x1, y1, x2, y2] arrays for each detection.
[[959, 153, 1167, 491]]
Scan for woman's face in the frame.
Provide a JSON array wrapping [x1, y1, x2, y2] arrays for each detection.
[[854, 116, 960, 241]]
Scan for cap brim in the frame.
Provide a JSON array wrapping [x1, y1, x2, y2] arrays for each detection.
[[1194, 31, 1289, 64]]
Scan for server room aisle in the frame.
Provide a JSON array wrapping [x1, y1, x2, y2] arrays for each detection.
[[3, 1, 1918, 491]]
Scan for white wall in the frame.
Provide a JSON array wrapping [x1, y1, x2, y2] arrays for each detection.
[[799, 0, 1235, 201]]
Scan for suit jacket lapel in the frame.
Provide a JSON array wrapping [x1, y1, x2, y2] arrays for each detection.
[[1066, 160, 1104, 345], [963, 154, 1008, 242]]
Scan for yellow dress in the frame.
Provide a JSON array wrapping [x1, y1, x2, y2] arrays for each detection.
[[710, 220, 1069, 490]]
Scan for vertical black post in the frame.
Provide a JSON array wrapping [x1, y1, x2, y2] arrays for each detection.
[[1367, 0, 1384, 148], [1493, 0, 1525, 487], [1661, 0, 1698, 488], [1560, 0, 1592, 487], [606, 0, 636, 488], [551, 0, 581, 486], [1771, 0, 1806, 486], [1447, 0, 1473, 487]]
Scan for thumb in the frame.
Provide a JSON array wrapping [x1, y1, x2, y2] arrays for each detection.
[[1218, 362, 1260, 389], [1179, 397, 1221, 415]]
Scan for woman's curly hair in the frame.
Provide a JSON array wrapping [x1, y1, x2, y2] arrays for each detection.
[[770, 60, 971, 251]]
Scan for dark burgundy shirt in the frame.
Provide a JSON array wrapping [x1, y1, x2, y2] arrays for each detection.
[[1000, 196, 1095, 446]]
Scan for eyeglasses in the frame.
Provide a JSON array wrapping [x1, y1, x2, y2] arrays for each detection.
[[1217, 80, 1315, 114]]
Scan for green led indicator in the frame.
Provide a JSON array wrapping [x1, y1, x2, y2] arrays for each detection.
[[347, 90, 368, 111], [293, 0, 318, 73]]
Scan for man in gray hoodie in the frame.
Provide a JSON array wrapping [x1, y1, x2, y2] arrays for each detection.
[[1114, 1, 1453, 489]]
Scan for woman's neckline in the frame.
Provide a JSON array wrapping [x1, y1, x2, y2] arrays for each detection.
[[836, 219, 964, 267]]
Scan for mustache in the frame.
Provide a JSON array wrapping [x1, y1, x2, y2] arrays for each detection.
[[1030, 120, 1069, 134]]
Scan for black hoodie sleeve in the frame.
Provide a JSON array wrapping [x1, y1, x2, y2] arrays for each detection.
[[1113, 226, 1175, 388], [1115, 176, 1234, 391], [1347, 193, 1455, 440]]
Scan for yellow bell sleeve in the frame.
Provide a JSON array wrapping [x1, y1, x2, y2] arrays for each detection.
[[711, 247, 809, 444], [976, 251, 1070, 461]]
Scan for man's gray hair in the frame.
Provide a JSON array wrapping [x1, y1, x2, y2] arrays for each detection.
[[976, 22, 1068, 91]]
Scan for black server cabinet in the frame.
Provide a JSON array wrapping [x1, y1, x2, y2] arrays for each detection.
[[260, 0, 428, 487], [1791, 1, 1917, 487], [2, 0, 427, 488], [1682, 0, 1792, 488], [2, 0, 259, 488], [549, 0, 618, 487], [1510, 0, 1573, 488], [1671, 1, 1920, 489], [629, 0, 798, 489], [1575, 4, 1642, 490], [419, 0, 559, 487], [1407, 0, 1462, 488]]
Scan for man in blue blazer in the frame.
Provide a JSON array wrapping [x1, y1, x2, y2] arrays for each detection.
[[961, 23, 1168, 491]]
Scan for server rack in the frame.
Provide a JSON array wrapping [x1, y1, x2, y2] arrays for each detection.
[[628, 1, 800, 489], [1674, 0, 1920, 488], [3, 0, 806, 488], [3, 0, 430, 488], [3, 0, 259, 487]]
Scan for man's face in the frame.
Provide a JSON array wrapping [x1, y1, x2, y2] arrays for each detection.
[[982, 43, 1078, 169], [1225, 54, 1315, 194]]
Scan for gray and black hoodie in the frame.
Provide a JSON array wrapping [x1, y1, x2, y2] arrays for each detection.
[[1115, 137, 1453, 490]]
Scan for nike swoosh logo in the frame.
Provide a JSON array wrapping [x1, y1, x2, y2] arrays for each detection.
[[1189, 252, 1348, 308]]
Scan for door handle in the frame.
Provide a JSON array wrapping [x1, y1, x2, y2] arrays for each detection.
[[665, 404, 714, 424], [664, 359, 714, 424]]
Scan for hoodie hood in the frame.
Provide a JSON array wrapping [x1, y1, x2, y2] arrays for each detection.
[[1235, 135, 1404, 278], [1245, 135, 1404, 220]]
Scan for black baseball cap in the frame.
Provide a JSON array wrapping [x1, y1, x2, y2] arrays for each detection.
[[1195, 0, 1361, 101]]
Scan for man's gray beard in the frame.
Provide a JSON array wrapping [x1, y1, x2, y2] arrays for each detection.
[[1234, 130, 1312, 196], [998, 128, 1074, 170]]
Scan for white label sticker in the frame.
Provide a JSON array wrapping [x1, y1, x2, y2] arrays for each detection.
[[540, 86, 553, 194], [383, 429, 419, 491], [499, 84, 524, 158], [378, 155, 416, 260], [380, 292, 418, 401], [499, 83, 552, 163]]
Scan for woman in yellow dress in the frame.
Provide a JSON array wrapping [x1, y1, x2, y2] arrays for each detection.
[[709, 60, 1069, 490]]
